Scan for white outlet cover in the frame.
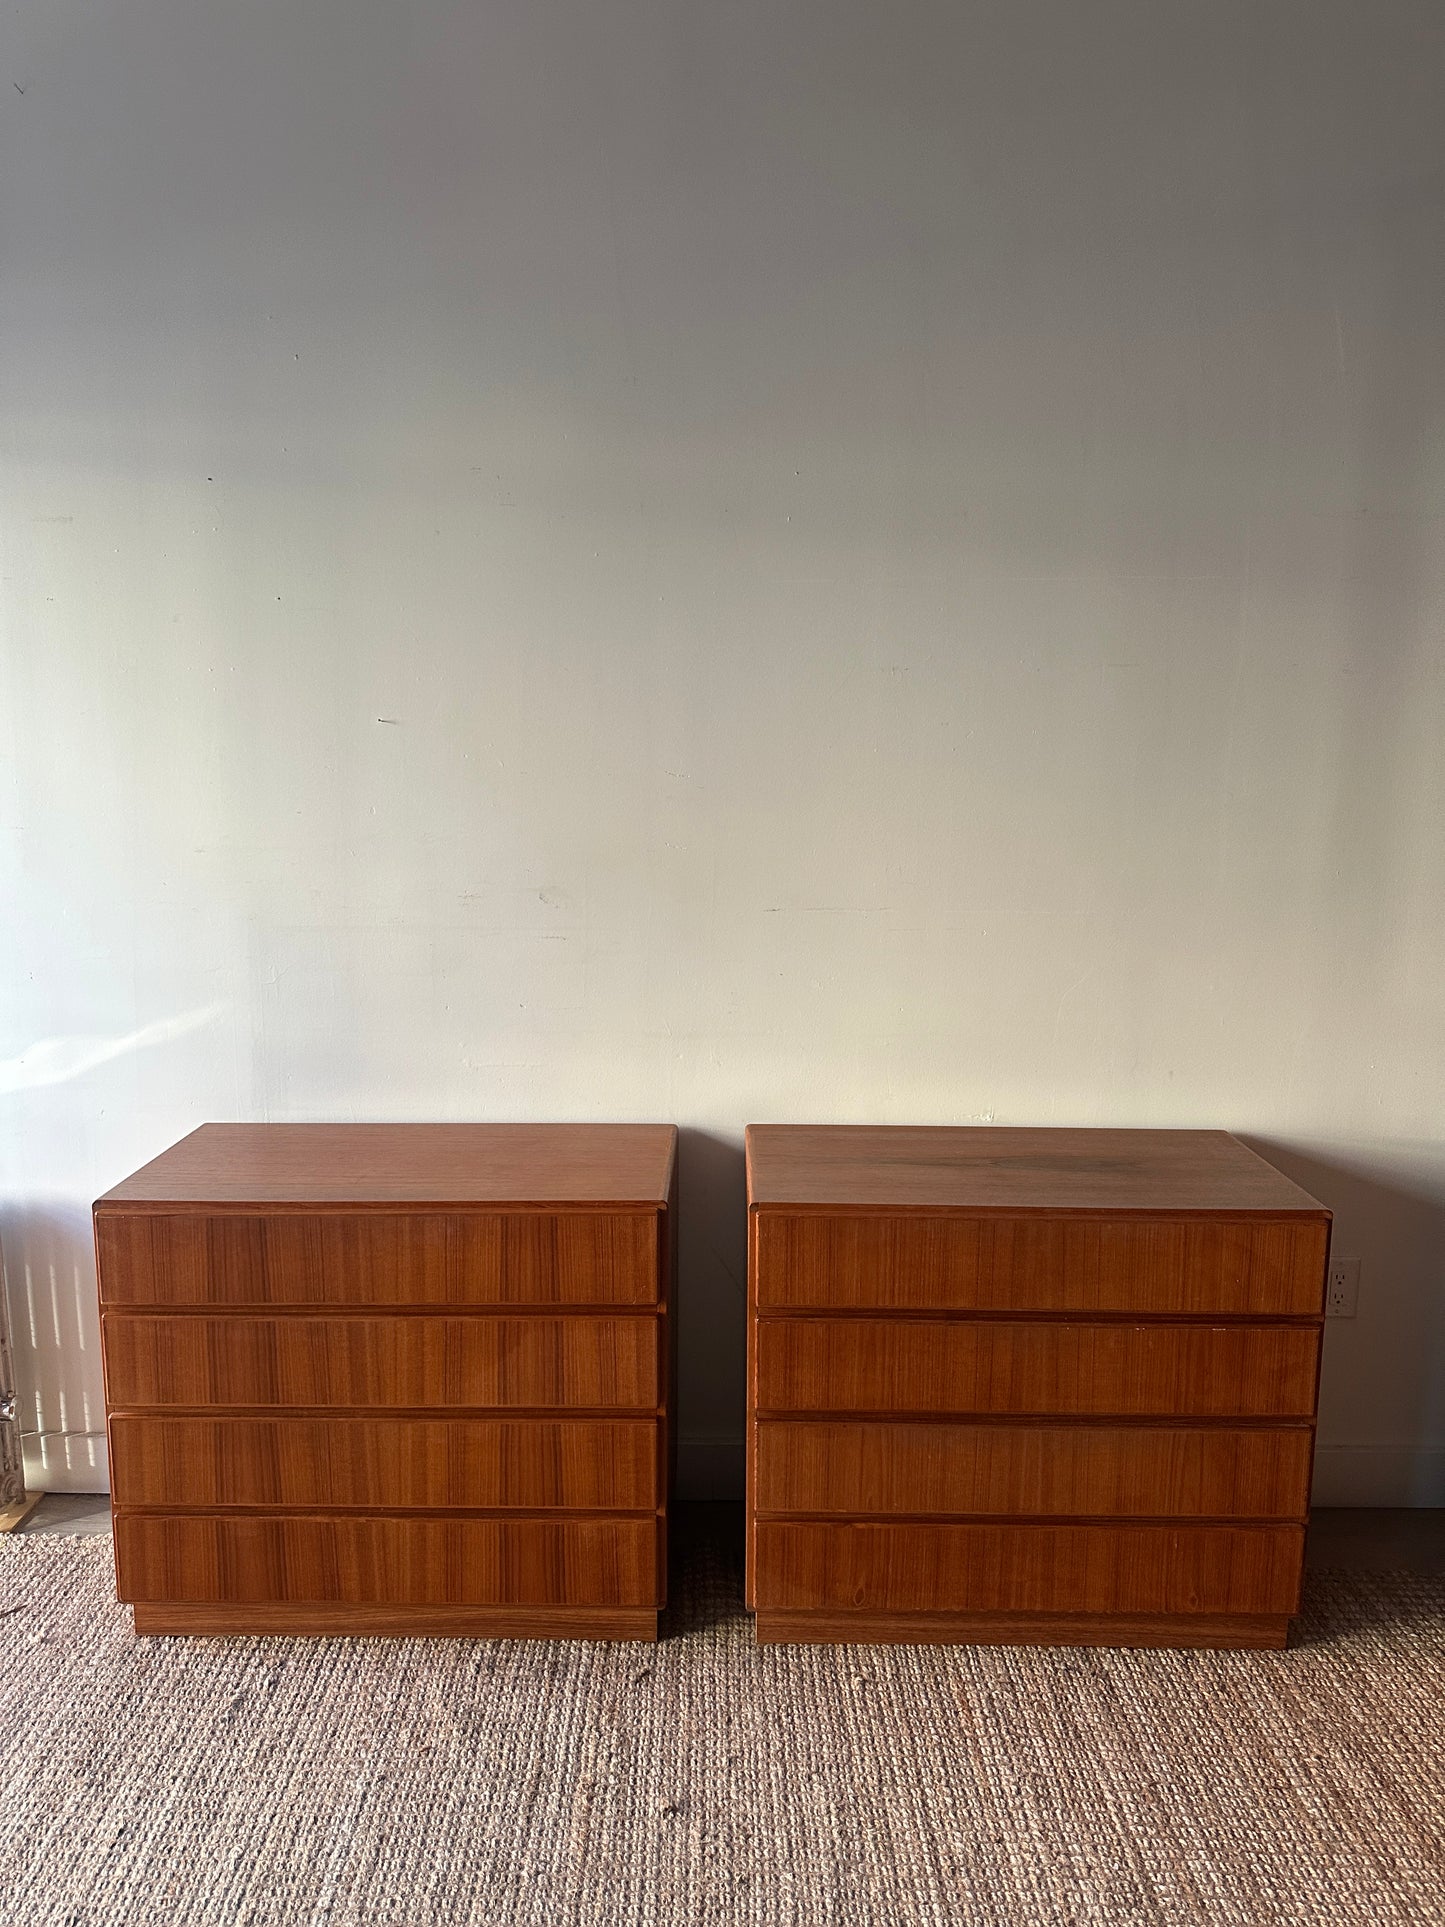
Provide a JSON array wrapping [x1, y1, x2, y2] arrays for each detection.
[[1326, 1257, 1360, 1318]]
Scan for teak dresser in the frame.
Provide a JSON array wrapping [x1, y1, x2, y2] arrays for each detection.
[[96, 1122, 677, 1640], [746, 1126, 1330, 1650]]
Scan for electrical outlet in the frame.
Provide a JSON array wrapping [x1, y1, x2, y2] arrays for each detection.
[[1326, 1256, 1360, 1319]]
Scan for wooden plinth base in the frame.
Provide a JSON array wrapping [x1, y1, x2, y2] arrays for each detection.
[[0, 1494, 42, 1534], [753, 1609, 1292, 1650], [132, 1603, 660, 1641]]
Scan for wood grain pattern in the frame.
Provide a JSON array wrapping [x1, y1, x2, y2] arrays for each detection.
[[97, 1123, 674, 1638], [99, 1122, 677, 1206], [745, 1126, 1327, 1648], [755, 1317, 1321, 1419], [103, 1313, 661, 1411], [753, 1420, 1314, 1520], [745, 1125, 1329, 1215], [114, 1512, 662, 1606], [754, 1610, 1290, 1649], [754, 1213, 1328, 1315], [109, 1414, 660, 1511], [753, 1520, 1305, 1615], [96, 1211, 658, 1308], [132, 1602, 659, 1639]]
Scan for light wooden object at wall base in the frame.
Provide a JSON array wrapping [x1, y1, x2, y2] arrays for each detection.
[[0, 1495, 42, 1534]]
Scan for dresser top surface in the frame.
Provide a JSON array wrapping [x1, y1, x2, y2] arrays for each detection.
[[745, 1127, 1327, 1215], [98, 1123, 678, 1208]]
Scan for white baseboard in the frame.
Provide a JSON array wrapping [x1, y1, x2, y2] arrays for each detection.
[[1311, 1445, 1445, 1508], [676, 1433, 745, 1501], [21, 1430, 109, 1495]]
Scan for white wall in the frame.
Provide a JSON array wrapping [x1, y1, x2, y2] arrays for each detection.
[[2, 1, 1442, 1499]]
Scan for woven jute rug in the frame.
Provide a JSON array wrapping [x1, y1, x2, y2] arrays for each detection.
[[2, 1531, 1442, 1927]]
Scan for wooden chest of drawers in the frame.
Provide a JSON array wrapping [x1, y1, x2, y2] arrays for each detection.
[[96, 1122, 676, 1640], [745, 1126, 1329, 1650]]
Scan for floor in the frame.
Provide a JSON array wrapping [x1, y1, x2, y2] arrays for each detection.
[[5, 1521, 1443, 1927], [14, 1491, 114, 1537], [15, 1493, 1445, 1569]]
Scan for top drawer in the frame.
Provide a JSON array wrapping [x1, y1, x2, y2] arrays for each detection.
[[753, 1213, 1327, 1317], [95, 1210, 659, 1309]]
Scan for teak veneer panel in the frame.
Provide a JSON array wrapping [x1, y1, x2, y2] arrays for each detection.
[[744, 1125, 1329, 1648], [114, 1512, 661, 1607], [753, 1610, 1291, 1650], [109, 1414, 660, 1512], [753, 1420, 1314, 1520], [753, 1521, 1305, 1616], [132, 1603, 659, 1640], [96, 1211, 659, 1308], [755, 1317, 1321, 1419], [744, 1126, 1327, 1216], [97, 1121, 676, 1641], [754, 1213, 1327, 1315], [103, 1313, 660, 1412], [99, 1122, 677, 1207]]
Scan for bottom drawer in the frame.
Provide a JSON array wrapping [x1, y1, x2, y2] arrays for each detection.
[[115, 1512, 661, 1608], [753, 1520, 1305, 1616]]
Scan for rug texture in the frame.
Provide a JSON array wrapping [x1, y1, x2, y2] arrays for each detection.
[[2, 1531, 1442, 1927]]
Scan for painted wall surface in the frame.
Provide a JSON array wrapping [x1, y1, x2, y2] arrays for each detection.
[[2, 2, 1442, 1498]]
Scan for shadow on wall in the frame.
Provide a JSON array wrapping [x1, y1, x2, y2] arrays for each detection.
[[0, 1200, 108, 1493], [674, 1128, 749, 1500], [1247, 1137, 1445, 1507]]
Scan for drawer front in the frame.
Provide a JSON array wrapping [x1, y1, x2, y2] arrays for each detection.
[[755, 1318, 1320, 1418], [95, 1210, 658, 1308], [754, 1420, 1314, 1520], [753, 1520, 1305, 1615], [754, 1213, 1328, 1316], [103, 1313, 660, 1411], [109, 1414, 659, 1511], [114, 1512, 661, 1607]]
